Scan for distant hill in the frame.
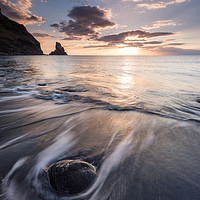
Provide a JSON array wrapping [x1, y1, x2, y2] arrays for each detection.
[[0, 9, 43, 55]]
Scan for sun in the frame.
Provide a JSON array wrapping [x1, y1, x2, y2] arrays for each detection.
[[118, 46, 139, 55]]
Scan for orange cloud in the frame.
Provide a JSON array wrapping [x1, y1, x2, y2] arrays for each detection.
[[137, 0, 188, 10], [0, 0, 44, 25], [142, 20, 177, 30]]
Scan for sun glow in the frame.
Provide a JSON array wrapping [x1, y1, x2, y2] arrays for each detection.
[[125, 35, 144, 41], [118, 47, 139, 55], [125, 36, 138, 41]]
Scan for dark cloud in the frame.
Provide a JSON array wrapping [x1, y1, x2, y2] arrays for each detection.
[[143, 41, 163, 44], [125, 39, 146, 42], [50, 6, 115, 39], [50, 23, 60, 28], [32, 32, 53, 37], [120, 43, 144, 48], [53, 20, 68, 27], [0, 0, 44, 25], [123, 41, 163, 48], [62, 36, 81, 40], [97, 30, 174, 44], [27, 15, 42, 22], [84, 44, 113, 49], [167, 43, 185, 46], [158, 47, 200, 55], [83, 40, 162, 49], [67, 6, 115, 29], [60, 19, 96, 37], [76, 26, 199, 55], [84, 30, 170, 49]]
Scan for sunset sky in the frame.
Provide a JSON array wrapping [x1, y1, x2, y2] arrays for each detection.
[[0, 0, 200, 55]]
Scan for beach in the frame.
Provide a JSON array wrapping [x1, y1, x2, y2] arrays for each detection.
[[0, 55, 200, 199]]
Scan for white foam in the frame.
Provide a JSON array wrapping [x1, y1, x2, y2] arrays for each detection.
[[2, 116, 157, 200], [0, 107, 36, 114], [3, 157, 28, 184], [2, 117, 78, 200], [2, 157, 28, 200], [71, 118, 156, 200], [32, 130, 76, 178], [64, 126, 137, 200], [27, 118, 78, 194], [0, 133, 29, 149], [0, 94, 29, 103], [107, 130, 120, 149]]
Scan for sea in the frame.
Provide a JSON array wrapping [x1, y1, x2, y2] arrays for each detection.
[[0, 55, 200, 200]]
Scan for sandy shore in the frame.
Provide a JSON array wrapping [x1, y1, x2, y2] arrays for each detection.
[[1, 92, 200, 200]]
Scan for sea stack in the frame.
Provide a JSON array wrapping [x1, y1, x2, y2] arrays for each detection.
[[0, 8, 43, 55], [49, 42, 68, 55]]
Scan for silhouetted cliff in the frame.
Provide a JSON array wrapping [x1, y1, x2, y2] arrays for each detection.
[[0, 9, 43, 55]]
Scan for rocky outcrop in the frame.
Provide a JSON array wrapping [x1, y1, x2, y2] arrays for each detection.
[[48, 160, 96, 194], [49, 42, 68, 55], [0, 9, 43, 55]]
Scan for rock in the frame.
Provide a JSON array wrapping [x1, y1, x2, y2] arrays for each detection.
[[38, 83, 46, 86], [0, 8, 43, 55], [48, 160, 96, 194], [49, 42, 68, 55]]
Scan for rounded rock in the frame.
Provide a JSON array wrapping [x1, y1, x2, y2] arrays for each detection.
[[48, 160, 96, 194]]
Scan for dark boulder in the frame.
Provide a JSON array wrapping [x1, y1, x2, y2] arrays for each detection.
[[49, 42, 68, 55], [48, 160, 96, 194], [0, 8, 43, 55], [37, 83, 46, 86]]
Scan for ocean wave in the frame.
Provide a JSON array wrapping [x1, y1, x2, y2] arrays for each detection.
[[2, 82, 200, 124]]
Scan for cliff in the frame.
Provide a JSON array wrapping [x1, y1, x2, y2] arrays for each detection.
[[49, 42, 68, 55], [0, 9, 43, 55]]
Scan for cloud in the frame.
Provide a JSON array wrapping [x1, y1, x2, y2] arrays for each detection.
[[84, 44, 113, 49], [82, 29, 200, 55], [32, 32, 53, 37], [143, 41, 163, 44], [146, 47, 200, 55], [82, 29, 174, 49], [83, 41, 162, 49], [62, 36, 82, 40], [167, 42, 185, 46], [82, 29, 188, 50], [137, 0, 188, 10], [17, 0, 32, 9], [97, 30, 174, 44], [50, 6, 116, 39], [0, 0, 44, 25], [142, 20, 177, 30], [50, 23, 60, 28]]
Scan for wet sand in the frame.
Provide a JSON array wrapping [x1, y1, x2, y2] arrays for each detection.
[[0, 92, 200, 200]]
